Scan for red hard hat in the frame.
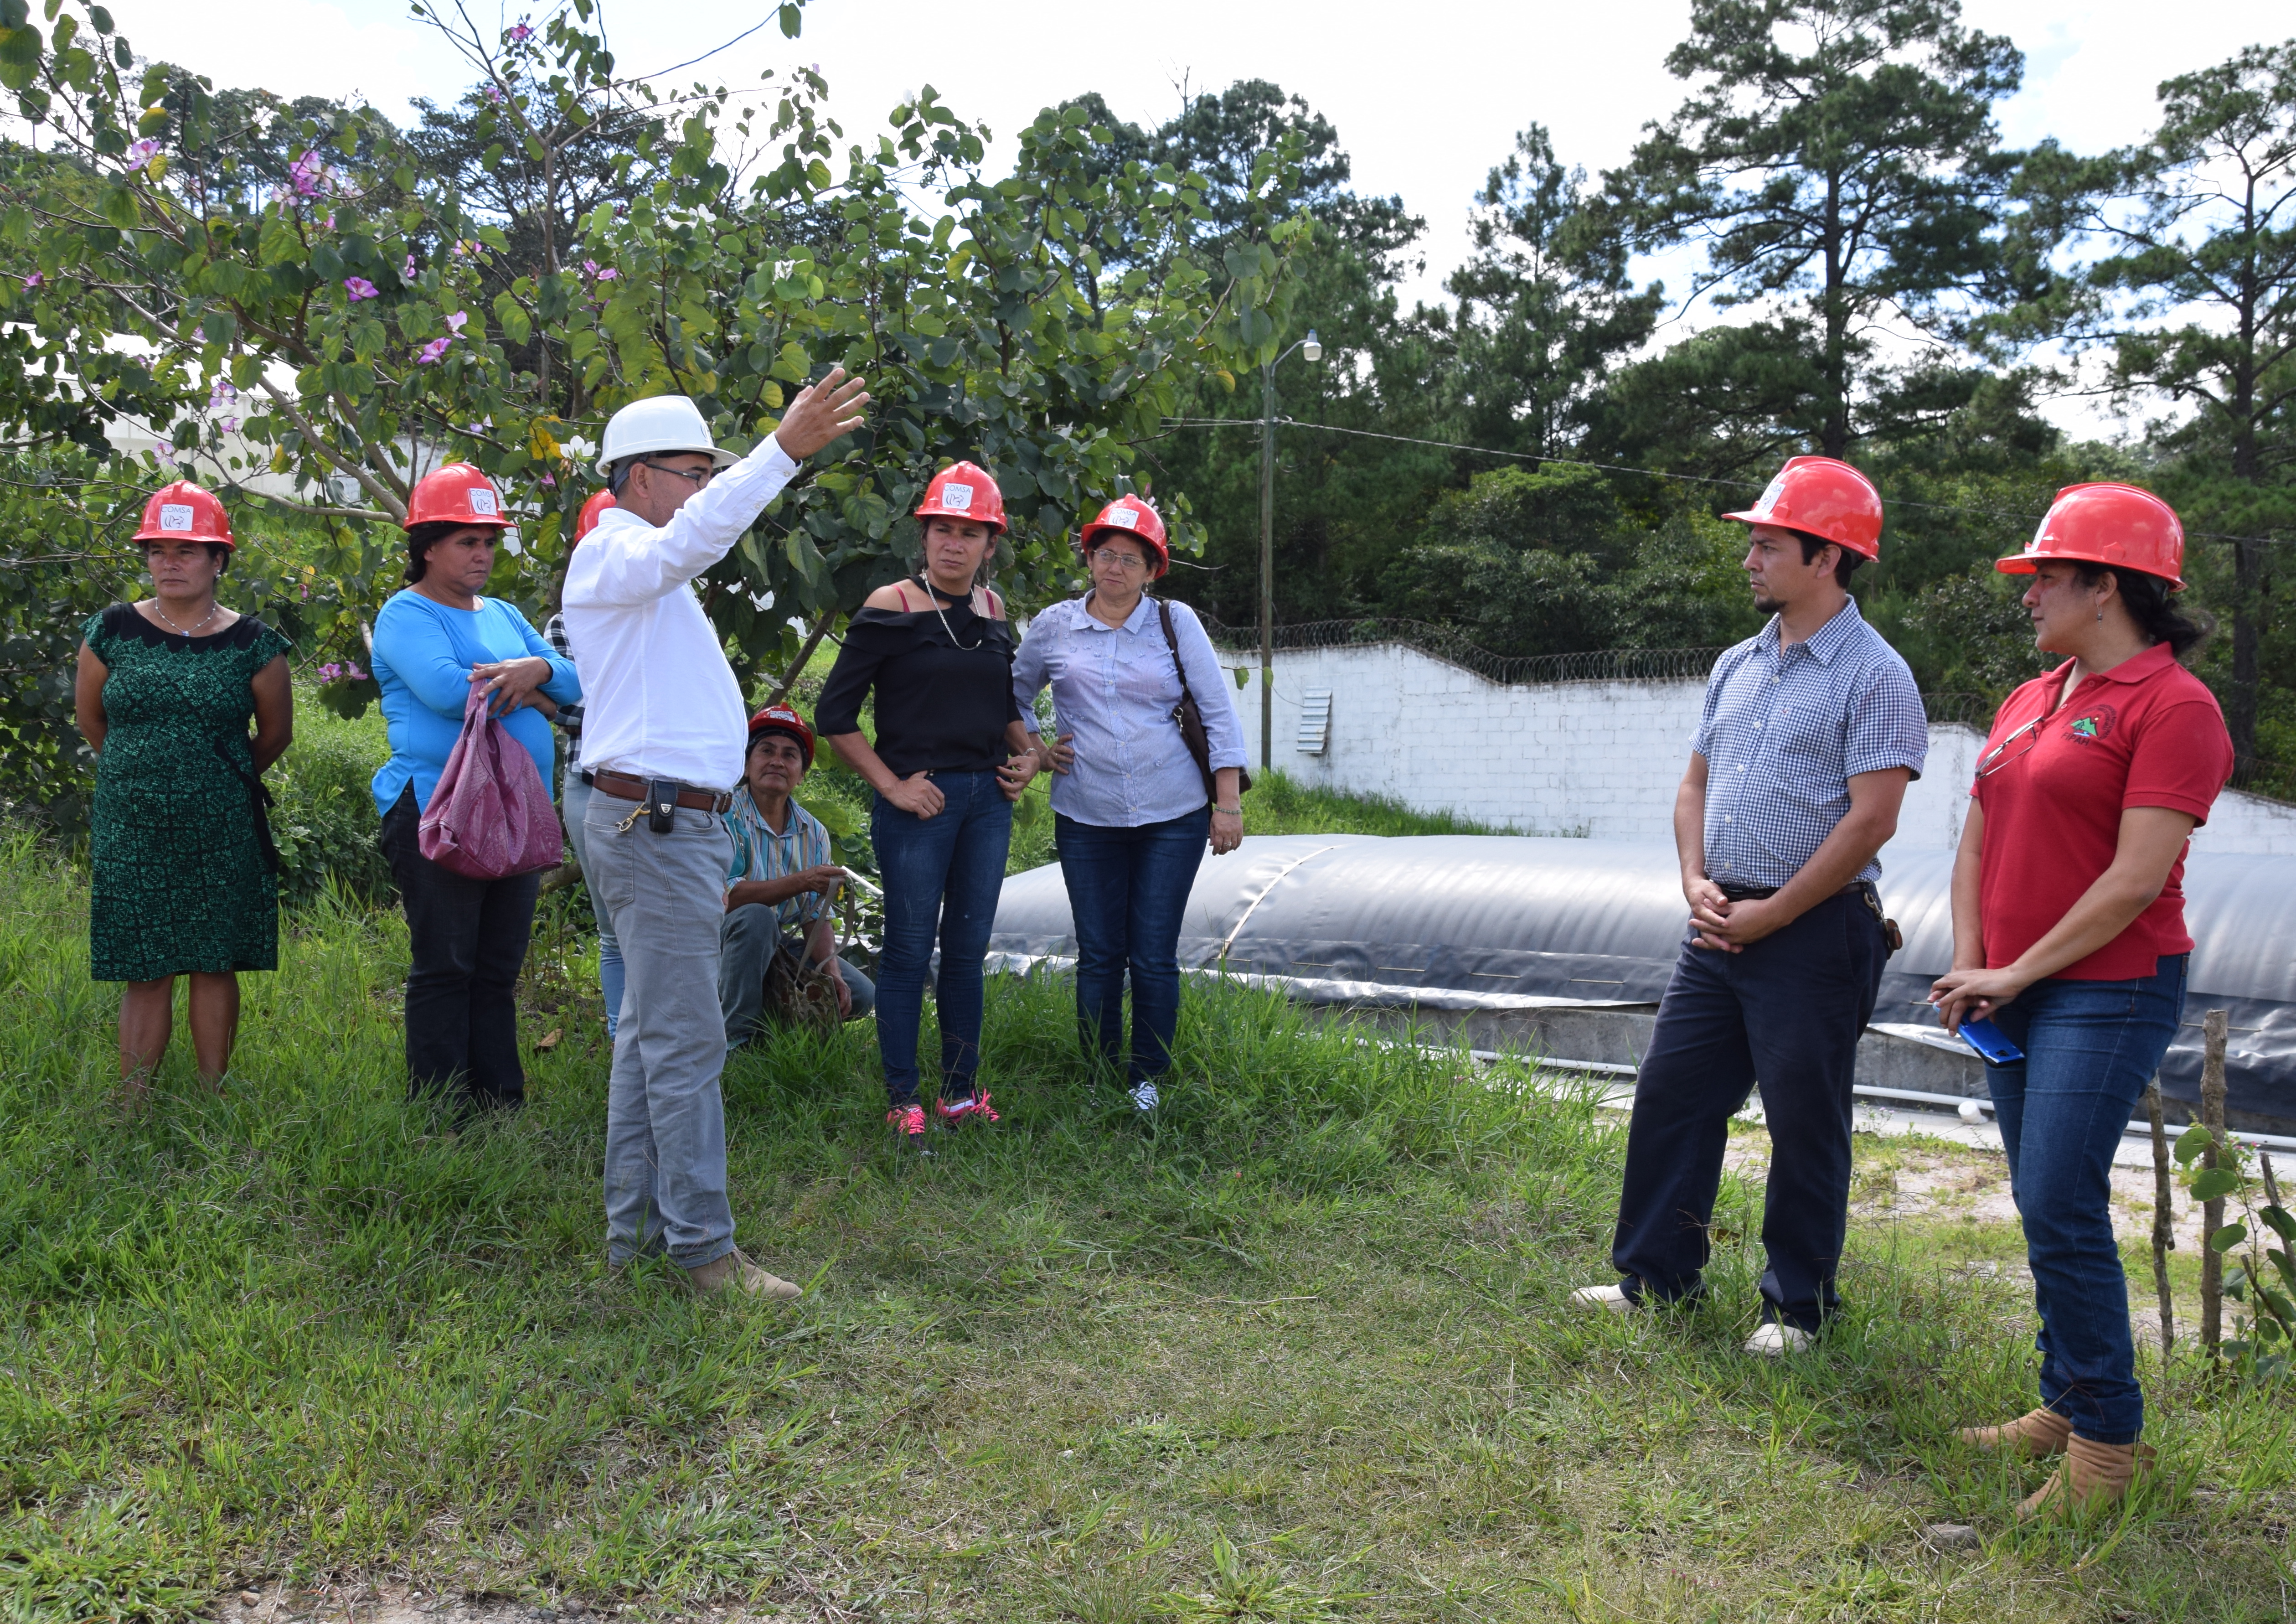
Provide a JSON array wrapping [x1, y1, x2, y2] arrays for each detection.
[[914, 460, 1006, 533], [1081, 496, 1170, 578], [134, 480, 234, 547], [1997, 482, 2185, 590], [404, 462, 512, 531], [1722, 455, 1884, 560], [746, 703, 815, 765], [572, 489, 614, 543]]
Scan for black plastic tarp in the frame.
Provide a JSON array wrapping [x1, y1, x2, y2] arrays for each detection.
[[987, 833, 2296, 1126]]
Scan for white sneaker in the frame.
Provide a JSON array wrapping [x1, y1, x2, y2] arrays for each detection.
[[1568, 1283, 1637, 1315], [1129, 1081, 1160, 1112], [1744, 1321, 1813, 1356]]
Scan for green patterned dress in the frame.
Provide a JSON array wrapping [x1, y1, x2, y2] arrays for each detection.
[[84, 603, 291, 982]]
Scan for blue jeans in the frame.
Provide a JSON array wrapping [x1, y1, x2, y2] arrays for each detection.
[[1985, 955, 2188, 1445], [1055, 806, 1209, 1084], [1611, 888, 1886, 1333], [872, 770, 1013, 1107], [562, 769, 626, 1039]]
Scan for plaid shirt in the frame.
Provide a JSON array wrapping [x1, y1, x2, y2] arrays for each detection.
[[723, 787, 835, 935], [1693, 598, 1928, 889], [542, 611, 586, 738]]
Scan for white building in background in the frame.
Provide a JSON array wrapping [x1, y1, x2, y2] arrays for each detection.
[[1217, 633, 2296, 859]]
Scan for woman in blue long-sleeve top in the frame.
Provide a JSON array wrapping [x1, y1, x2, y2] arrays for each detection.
[[369, 464, 580, 1112], [1011, 497, 1247, 1114]]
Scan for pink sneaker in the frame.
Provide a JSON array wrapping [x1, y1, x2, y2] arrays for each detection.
[[934, 1088, 1000, 1127], [886, 1103, 931, 1153]]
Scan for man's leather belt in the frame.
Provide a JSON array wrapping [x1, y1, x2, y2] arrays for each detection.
[[1718, 880, 1869, 903], [586, 768, 733, 814]]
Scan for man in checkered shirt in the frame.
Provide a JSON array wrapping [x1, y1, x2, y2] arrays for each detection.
[[1573, 457, 1929, 1355]]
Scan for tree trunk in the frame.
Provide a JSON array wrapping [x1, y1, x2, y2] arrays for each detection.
[[2147, 1079, 2176, 1365], [2231, 541, 2260, 784], [1821, 169, 1848, 460]]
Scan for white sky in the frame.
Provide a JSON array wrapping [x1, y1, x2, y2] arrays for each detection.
[[113, 0, 2285, 433]]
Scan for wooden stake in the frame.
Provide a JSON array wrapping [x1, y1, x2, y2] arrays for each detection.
[[2200, 1008, 2229, 1352], [2146, 1079, 2176, 1365]]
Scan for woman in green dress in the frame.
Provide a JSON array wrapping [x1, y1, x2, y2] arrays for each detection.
[[73, 481, 293, 1101]]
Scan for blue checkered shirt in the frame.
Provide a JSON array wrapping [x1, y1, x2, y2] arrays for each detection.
[[1693, 599, 1928, 889]]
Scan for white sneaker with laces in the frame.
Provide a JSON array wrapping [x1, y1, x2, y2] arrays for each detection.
[[1568, 1283, 1637, 1315], [1129, 1080, 1160, 1112], [1744, 1320, 1813, 1356]]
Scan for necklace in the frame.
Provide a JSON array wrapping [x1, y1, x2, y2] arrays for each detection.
[[150, 598, 222, 639], [915, 574, 984, 652]]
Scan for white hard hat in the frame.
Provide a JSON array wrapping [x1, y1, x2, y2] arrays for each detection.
[[595, 394, 740, 481]]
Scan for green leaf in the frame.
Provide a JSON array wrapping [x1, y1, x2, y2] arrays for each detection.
[[2191, 1167, 2242, 1202], [2212, 1221, 2250, 1253], [2174, 1122, 2214, 1164], [776, 2, 801, 37]]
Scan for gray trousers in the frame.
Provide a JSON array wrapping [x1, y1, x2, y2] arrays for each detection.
[[720, 901, 877, 1047], [584, 791, 737, 1268]]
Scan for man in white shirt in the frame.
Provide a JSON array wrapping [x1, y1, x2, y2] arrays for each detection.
[[565, 369, 866, 1297]]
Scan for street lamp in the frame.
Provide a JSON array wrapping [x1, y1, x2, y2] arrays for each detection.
[[1259, 329, 1321, 770]]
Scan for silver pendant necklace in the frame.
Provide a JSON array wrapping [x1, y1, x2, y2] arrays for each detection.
[[917, 574, 983, 651], [150, 598, 222, 639]]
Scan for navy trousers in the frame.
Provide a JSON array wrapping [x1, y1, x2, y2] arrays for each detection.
[[1610, 888, 1887, 1334]]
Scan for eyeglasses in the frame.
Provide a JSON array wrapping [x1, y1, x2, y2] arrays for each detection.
[[1087, 548, 1148, 573], [1974, 714, 2047, 779], [640, 459, 713, 488]]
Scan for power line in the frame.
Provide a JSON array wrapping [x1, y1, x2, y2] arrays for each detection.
[[1160, 415, 2296, 550]]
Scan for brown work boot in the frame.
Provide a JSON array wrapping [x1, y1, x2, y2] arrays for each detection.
[[1958, 1407, 2072, 1458], [679, 1247, 802, 1301], [2016, 1433, 2156, 1521]]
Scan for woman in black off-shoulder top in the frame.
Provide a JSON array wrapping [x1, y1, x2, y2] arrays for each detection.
[[817, 462, 1040, 1148]]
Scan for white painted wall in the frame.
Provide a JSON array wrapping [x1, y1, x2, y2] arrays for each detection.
[[1218, 639, 2296, 856]]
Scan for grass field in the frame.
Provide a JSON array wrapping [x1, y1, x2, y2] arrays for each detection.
[[3, 834, 2294, 1622]]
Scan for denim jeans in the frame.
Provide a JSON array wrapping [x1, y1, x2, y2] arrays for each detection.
[[719, 900, 877, 1046], [1610, 889, 1886, 1334], [561, 768, 625, 1039], [1985, 955, 2188, 1445], [1054, 806, 1209, 1084], [584, 790, 738, 1268], [378, 787, 538, 1108], [872, 769, 1012, 1106]]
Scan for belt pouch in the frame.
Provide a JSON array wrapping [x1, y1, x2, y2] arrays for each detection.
[[645, 779, 680, 833]]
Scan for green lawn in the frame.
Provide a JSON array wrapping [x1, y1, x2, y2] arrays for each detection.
[[2, 836, 2292, 1621]]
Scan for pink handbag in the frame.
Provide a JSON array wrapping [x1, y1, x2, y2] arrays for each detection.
[[418, 684, 565, 879]]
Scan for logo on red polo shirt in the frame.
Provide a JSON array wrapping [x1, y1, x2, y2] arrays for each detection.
[[2067, 703, 2118, 741]]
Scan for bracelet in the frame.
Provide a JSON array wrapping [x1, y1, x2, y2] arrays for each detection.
[[1214, 805, 1242, 815]]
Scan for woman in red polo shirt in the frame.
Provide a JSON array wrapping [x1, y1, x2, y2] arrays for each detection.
[[1929, 483, 2230, 1520]]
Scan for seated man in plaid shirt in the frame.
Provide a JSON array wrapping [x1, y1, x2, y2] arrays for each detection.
[[719, 703, 876, 1045], [1572, 457, 1929, 1355]]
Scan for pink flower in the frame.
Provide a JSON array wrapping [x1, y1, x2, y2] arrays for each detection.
[[208, 380, 237, 410], [344, 277, 379, 300], [289, 149, 326, 198], [483, 83, 506, 104], [124, 138, 160, 167], [402, 254, 418, 282], [507, 20, 532, 41], [418, 336, 453, 364], [21, 271, 41, 289], [323, 213, 336, 231], [446, 310, 469, 333], [539, 471, 556, 487], [300, 582, 310, 600], [318, 662, 341, 683], [595, 267, 617, 281], [348, 662, 368, 681]]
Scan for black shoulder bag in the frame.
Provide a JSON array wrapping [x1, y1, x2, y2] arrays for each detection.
[[1154, 597, 1249, 802]]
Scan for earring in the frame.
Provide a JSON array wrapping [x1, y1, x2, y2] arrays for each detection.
[[2095, 608, 2105, 622]]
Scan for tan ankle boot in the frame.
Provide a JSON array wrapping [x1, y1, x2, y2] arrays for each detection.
[[2016, 1433, 2156, 1520], [1958, 1407, 2072, 1458], [680, 1248, 802, 1301]]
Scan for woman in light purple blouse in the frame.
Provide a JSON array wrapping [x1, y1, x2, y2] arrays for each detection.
[[1011, 497, 1246, 1113]]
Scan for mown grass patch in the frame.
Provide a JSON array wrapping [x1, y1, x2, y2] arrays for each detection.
[[1, 837, 2291, 1620]]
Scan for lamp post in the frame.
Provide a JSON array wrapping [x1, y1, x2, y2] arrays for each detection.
[[1258, 329, 1321, 770]]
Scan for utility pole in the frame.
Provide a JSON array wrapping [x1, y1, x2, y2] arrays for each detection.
[[1254, 331, 1319, 774], [1258, 360, 1275, 771]]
